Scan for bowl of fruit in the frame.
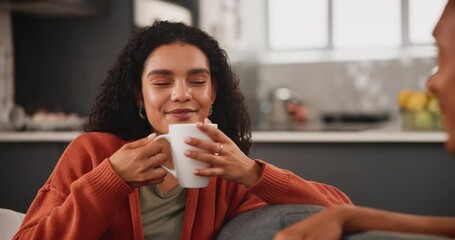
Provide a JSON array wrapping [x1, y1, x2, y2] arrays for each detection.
[[397, 90, 442, 131]]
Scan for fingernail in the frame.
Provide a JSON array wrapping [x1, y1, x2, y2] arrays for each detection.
[[193, 170, 199, 175], [197, 122, 204, 127], [184, 137, 191, 144], [184, 150, 191, 156], [147, 133, 156, 139]]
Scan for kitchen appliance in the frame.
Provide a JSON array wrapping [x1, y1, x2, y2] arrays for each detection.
[[268, 87, 292, 124]]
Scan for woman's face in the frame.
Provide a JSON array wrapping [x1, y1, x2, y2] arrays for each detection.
[[427, 0, 455, 153], [140, 42, 216, 134]]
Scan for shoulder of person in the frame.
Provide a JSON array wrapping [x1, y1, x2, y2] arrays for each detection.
[[45, 132, 129, 192], [58, 132, 128, 168], [71, 132, 127, 152]]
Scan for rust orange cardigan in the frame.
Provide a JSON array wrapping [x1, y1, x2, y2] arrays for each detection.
[[14, 132, 351, 240]]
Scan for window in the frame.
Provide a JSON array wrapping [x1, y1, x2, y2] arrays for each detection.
[[268, 0, 447, 50], [268, 0, 328, 49], [408, 0, 447, 44], [333, 0, 400, 48]]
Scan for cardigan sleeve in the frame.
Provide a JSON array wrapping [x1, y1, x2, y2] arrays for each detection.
[[13, 134, 133, 240], [226, 159, 352, 218], [248, 160, 352, 205]]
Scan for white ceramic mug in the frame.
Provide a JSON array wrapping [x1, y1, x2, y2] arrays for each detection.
[[154, 123, 217, 188]]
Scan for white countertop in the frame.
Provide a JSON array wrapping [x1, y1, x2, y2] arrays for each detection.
[[0, 131, 81, 142], [0, 130, 447, 143], [252, 120, 447, 143], [251, 131, 447, 143]]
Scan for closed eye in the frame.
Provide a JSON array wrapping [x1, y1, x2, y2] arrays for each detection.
[[189, 79, 207, 85], [152, 81, 172, 87]]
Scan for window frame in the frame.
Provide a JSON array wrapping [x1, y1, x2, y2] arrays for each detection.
[[266, 0, 439, 51]]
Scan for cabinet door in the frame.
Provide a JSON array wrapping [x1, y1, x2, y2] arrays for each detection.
[[0, 143, 67, 212], [250, 142, 455, 217]]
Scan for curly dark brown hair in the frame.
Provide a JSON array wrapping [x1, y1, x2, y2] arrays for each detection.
[[85, 21, 251, 154]]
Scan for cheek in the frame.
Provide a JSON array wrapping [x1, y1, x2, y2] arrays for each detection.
[[200, 90, 215, 109], [143, 87, 166, 112], [203, 87, 215, 103]]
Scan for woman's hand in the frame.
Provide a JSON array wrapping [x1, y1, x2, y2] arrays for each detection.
[[273, 206, 347, 240], [183, 121, 263, 188], [109, 134, 168, 188]]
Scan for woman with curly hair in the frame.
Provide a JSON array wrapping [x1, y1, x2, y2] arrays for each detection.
[[14, 21, 351, 240]]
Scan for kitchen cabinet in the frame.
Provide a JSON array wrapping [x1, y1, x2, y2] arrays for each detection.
[[0, 0, 107, 17], [250, 140, 455, 217], [0, 141, 67, 213]]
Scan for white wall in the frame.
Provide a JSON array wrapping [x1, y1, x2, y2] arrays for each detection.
[[0, 11, 14, 117]]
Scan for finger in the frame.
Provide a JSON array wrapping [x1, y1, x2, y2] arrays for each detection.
[[140, 140, 164, 158], [184, 149, 219, 165], [150, 153, 168, 166], [139, 167, 168, 185], [147, 133, 157, 139], [194, 167, 224, 177], [204, 118, 212, 124], [145, 178, 165, 185], [124, 135, 154, 149], [184, 136, 220, 154], [138, 153, 168, 173], [149, 167, 168, 179], [196, 122, 225, 142]]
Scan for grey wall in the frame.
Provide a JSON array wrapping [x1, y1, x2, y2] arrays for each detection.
[[12, 0, 133, 116]]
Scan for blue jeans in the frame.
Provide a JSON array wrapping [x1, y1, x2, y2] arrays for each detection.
[[216, 204, 450, 240]]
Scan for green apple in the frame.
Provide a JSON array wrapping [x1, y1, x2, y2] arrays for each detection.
[[414, 110, 434, 129], [427, 98, 441, 114]]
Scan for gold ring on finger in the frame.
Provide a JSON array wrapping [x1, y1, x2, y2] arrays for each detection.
[[214, 143, 223, 156], [154, 154, 161, 162]]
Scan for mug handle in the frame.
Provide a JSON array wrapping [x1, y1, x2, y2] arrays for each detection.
[[154, 134, 177, 178]]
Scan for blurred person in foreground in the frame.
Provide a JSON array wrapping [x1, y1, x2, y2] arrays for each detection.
[[274, 1, 455, 239], [13, 21, 351, 240]]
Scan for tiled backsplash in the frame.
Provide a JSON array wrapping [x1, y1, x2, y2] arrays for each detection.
[[235, 57, 436, 123]]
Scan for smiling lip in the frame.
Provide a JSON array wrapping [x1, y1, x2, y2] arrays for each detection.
[[166, 108, 195, 120]]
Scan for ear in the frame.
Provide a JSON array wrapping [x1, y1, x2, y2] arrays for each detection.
[[211, 78, 217, 104]]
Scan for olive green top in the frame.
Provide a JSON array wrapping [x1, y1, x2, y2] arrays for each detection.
[[140, 185, 187, 240]]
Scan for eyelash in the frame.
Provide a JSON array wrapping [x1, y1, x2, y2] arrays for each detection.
[[153, 82, 171, 86], [151, 79, 207, 86], [190, 79, 207, 85]]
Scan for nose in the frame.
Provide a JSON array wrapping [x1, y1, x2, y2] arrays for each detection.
[[426, 66, 439, 94], [170, 81, 191, 102]]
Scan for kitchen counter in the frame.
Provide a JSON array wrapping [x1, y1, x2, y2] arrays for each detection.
[[0, 131, 81, 142], [0, 129, 447, 143], [252, 119, 447, 142], [0, 117, 447, 143], [252, 131, 446, 142]]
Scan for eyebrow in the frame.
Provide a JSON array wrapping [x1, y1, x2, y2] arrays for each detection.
[[147, 69, 173, 77], [188, 68, 210, 75], [147, 68, 210, 78]]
